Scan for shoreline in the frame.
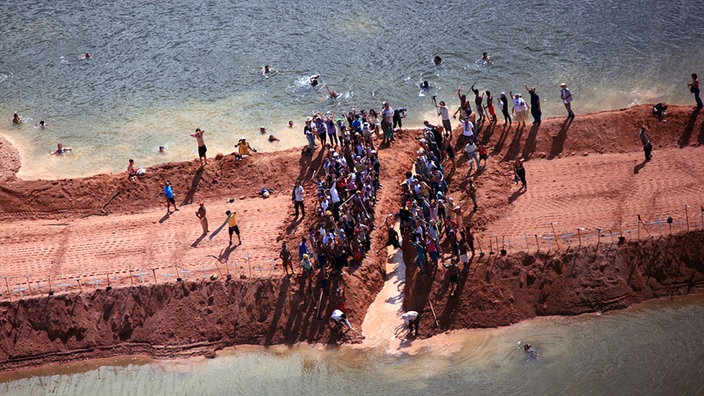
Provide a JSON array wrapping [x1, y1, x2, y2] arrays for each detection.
[[1, 104, 703, 374]]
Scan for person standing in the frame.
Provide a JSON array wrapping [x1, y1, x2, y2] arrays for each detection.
[[190, 128, 207, 167], [280, 241, 295, 276], [226, 209, 241, 245], [381, 101, 395, 143], [499, 92, 511, 126], [639, 126, 652, 161], [471, 84, 484, 122], [437, 101, 453, 138], [560, 83, 575, 118], [687, 73, 702, 109], [292, 180, 305, 219], [511, 92, 528, 127], [485, 91, 497, 123], [304, 118, 316, 154], [163, 181, 178, 213], [524, 84, 542, 124], [514, 158, 527, 190], [195, 201, 208, 235]]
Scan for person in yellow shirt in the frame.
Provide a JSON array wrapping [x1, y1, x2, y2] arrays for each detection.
[[235, 137, 257, 156], [225, 209, 241, 245]]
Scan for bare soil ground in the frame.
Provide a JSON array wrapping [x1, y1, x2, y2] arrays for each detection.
[[0, 104, 703, 370]]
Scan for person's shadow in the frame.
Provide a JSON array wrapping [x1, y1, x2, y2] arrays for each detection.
[[158, 212, 171, 223], [633, 159, 649, 174]]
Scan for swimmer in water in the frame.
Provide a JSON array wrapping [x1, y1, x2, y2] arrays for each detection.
[[523, 343, 537, 359], [49, 143, 72, 156], [481, 52, 492, 64], [434, 56, 442, 65], [259, 126, 267, 134], [158, 146, 166, 153], [268, 134, 280, 142], [39, 120, 47, 129], [325, 84, 339, 99], [262, 64, 277, 77], [79, 52, 91, 60], [420, 81, 430, 89], [12, 113, 21, 124], [310, 74, 320, 88], [288, 120, 294, 128]]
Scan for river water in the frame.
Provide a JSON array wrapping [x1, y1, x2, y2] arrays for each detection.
[[1, 294, 703, 395], [1, 0, 704, 179]]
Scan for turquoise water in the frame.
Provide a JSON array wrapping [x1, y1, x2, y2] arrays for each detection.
[[2, 295, 703, 395], [1, 0, 703, 178]]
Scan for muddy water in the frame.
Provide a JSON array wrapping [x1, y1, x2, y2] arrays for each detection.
[[2, 294, 703, 395], [3, 0, 704, 179]]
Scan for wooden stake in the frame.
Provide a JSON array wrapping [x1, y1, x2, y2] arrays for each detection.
[[315, 290, 325, 319], [129, 264, 134, 286], [152, 268, 158, 284], [685, 205, 690, 232], [577, 228, 582, 247], [428, 300, 440, 328], [4, 277, 11, 297], [551, 222, 560, 250], [25, 275, 32, 295], [535, 234, 540, 252]]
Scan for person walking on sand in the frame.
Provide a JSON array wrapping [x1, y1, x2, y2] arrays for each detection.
[[163, 181, 179, 213], [514, 158, 527, 190], [687, 73, 702, 109], [196, 201, 208, 235], [190, 128, 207, 167], [463, 139, 480, 173], [524, 84, 542, 124], [639, 126, 652, 162], [226, 209, 241, 245], [560, 83, 575, 118], [444, 258, 461, 297], [292, 179, 305, 219], [402, 311, 419, 336], [279, 241, 295, 276]]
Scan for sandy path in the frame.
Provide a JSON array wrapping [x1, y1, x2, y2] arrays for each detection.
[[476, 146, 704, 253], [360, 226, 407, 350], [0, 194, 291, 292]]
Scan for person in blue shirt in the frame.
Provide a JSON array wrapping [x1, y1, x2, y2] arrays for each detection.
[[163, 181, 178, 213], [298, 236, 309, 260]]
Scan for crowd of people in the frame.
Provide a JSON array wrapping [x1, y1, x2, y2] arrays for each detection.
[[283, 104, 385, 290]]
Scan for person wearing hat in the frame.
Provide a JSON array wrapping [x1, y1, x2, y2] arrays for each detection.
[[510, 91, 528, 127], [560, 83, 575, 118], [235, 137, 257, 156], [195, 201, 208, 235]]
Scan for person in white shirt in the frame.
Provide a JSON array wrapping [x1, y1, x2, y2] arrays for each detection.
[[463, 140, 480, 172], [292, 180, 305, 218], [331, 309, 353, 331], [560, 83, 575, 118], [436, 100, 452, 138], [511, 92, 528, 126], [402, 311, 419, 336], [461, 118, 475, 143]]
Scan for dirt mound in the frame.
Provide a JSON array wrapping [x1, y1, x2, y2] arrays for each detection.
[[0, 104, 703, 371], [403, 232, 704, 335]]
